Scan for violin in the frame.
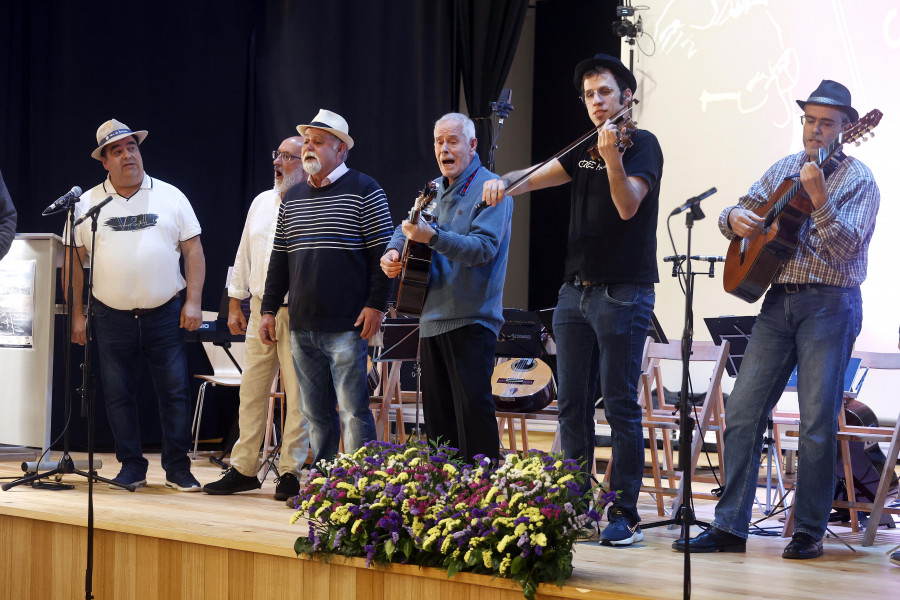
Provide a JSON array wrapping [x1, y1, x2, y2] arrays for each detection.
[[587, 107, 638, 163], [505, 99, 639, 195]]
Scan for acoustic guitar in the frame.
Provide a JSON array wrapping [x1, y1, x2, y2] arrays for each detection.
[[396, 181, 438, 316], [491, 357, 555, 413], [723, 109, 882, 303]]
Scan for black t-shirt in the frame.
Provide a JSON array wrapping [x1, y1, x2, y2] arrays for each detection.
[[558, 128, 663, 283]]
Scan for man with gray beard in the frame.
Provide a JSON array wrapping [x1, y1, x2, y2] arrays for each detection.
[[203, 137, 311, 500]]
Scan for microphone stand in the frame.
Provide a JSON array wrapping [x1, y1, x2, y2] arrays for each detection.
[[642, 202, 710, 600], [1, 198, 133, 600]]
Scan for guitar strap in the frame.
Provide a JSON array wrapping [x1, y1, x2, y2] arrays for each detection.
[[459, 166, 481, 196]]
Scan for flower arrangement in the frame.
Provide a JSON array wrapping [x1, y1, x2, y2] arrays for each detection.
[[291, 440, 615, 600]]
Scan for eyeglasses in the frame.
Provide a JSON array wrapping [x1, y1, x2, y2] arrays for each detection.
[[272, 150, 302, 162], [579, 87, 617, 103], [800, 115, 839, 130]]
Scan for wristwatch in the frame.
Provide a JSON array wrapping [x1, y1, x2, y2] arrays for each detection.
[[427, 228, 440, 248]]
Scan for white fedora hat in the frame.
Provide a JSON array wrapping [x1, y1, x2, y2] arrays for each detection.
[[91, 118, 148, 160], [296, 109, 354, 150]]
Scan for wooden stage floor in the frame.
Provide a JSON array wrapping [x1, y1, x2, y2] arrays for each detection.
[[1, 451, 899, 600]]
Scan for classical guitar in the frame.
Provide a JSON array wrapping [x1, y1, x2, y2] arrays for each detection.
[[723, 109, 882, 303], [396, 181, 439, 316], [491, 357, 555, 413]]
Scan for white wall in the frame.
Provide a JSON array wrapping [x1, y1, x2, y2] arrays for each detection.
[[628, 1, 900, 420]]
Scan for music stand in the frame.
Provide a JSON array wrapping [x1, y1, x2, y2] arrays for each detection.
[[374, 317, 422, 437], [705, 315, 787, 515], [496, 308, 543, 359]]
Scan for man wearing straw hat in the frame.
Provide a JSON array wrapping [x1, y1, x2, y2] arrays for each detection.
[[65, 118, 206, 492], [260, 109, 393, 474]]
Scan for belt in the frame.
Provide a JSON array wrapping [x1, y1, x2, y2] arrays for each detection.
[[572, 276, 599, 287], [771, 283, 820, 294], [97, 295, 178, 317]]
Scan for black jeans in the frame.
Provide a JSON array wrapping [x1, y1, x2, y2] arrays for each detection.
[[420, 324, 500, 463]]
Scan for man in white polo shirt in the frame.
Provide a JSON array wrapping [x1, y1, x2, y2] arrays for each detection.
[[65, 118, 206, 492]]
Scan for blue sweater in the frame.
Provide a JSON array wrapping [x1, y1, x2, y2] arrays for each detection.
[[387, 156, 513, 338]]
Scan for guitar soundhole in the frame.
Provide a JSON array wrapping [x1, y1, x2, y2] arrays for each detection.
[[512, 358, 536, 372]]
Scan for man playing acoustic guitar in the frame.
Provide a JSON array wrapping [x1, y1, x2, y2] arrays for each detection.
[[675, 80, 880, 559], [380, 113, 512, 464]]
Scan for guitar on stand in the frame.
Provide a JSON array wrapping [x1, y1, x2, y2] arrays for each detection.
[[395, 181, 438, 316], [723, 109, 882, 302]]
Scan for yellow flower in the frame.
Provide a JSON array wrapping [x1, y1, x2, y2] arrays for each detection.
[[554, 460, 562, 469], [289, 511, 302, 525], [351, 519, 363, 534], [509, 492, 523, 509], [533, 532, 548, 547], [557, 474, 574, 485], [514, 523, 527, 537], [310, 476, 327, 486], [497, 534, 516, 553], [482, 550, 493, 568], [357, 477, 369, 490], [443, 463, 458, 476], [499, 556, 512, 575], [313, 501, 332, 519], [441, 535, 453, 554]]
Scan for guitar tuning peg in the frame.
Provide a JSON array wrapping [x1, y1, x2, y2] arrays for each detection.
[[854, 141, 861, 147]]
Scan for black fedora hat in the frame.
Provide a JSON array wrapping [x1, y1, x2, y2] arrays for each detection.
[[796, 80, 858, 123], [573, 53, 637, 96]]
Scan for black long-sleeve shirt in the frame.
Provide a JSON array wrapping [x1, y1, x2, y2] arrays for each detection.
[[0, 169, 18, 260]]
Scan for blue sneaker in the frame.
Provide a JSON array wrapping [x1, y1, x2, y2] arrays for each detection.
[[165, 469, 201, 492], [600, 507, 643, 546], [109, 469, 147, 490]]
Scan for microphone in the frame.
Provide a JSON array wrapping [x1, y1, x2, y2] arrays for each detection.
[[73, 196, 113, 226], [669, 187, 717, 216], [690, 255, 725, 262], [42, 186, 82, 216], [491, 88, 514, 122]]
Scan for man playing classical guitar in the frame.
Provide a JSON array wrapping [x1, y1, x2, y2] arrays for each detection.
[[675, 80, 880, 559], [380, 113, 512, 464], [482, 54, 663, 547]]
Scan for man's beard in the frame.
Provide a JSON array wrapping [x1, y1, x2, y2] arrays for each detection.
[[274, 168, 305, 194], [302, 154, 322, 176]]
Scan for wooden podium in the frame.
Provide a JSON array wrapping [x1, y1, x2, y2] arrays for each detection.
[[0, 234, 63, 455]]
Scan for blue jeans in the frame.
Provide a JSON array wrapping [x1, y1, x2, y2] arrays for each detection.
[[290, 330, 376, 470], [553, 281, 655, 520], [712, 285, 862, 541], [91, 296, 192, 476]]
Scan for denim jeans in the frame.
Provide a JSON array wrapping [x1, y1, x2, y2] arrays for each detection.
[[91, 296, 192, 476], [289, 330, 376, 470], [712, 285, 862, 541], [553, 281, 655, 521]]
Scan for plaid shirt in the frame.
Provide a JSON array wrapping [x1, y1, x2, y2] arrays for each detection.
[[719, 150, 879, 287]]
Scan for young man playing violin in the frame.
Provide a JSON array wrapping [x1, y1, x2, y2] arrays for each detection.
[[482, 53, 663, 546], [674, 80, 880, 560]]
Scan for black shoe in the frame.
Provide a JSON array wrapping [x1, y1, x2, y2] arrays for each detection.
[[202, 468, 261, 495], [782, 532, 823, 559], [273, 472, 300, 501], [672, 527, 746, 553], [890, 550, 900, 566]]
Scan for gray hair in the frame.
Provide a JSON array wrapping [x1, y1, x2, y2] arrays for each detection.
[[435, 113, 476, 142]]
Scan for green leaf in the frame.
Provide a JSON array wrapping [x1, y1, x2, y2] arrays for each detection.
[[384, 539, 395, 558], [511, 555, 524, 575], [400, 538, 413, 559]]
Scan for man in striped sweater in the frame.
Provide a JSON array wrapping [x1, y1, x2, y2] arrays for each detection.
[[260, 109, 394, 472]]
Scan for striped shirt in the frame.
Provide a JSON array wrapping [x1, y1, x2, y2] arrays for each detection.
[[261, 168, 394, 331], [719, 150, 879, 287]]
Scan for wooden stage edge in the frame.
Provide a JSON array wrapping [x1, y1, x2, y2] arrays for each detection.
[[2, 453, 899, 600]]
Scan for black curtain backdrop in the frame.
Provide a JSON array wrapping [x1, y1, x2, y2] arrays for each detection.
[[455, 0, 530, 167], [529, 0, 619, 310], [1, 0, 457, 309], [0, 0, 461, 450]]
